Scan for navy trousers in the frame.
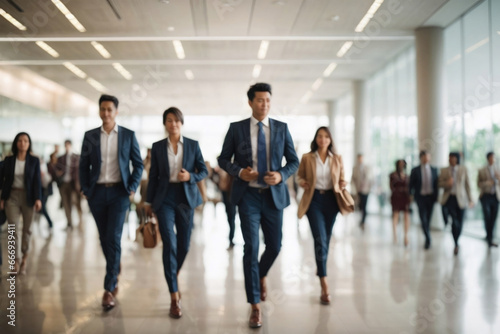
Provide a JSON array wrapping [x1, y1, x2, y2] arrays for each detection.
[[306, 190, 340, 277], [416, 195, 435, 245], [239, 188, 283, 304], [445, 195, 465, 247], [155, 183, 194, 293], [222, 190, 237, 244], [88, 184, 130, 292], [480, 194, 499, 245]]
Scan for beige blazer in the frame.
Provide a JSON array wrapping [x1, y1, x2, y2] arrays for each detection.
[[438, 165, 472, 209], [477, 165, 500, 200], [297, 152, 345, 219], [351, 164, 371, 195]]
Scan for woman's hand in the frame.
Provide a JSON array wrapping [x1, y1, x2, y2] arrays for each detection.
[[34, 200, 42, 212], [339, 181, 347, 189], [178, 168, 191, 182], [300, 181, 310, 190], [144, 204, 153, 217]]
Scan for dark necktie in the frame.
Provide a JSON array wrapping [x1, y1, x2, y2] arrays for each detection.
[[257, 122, 267, 186]]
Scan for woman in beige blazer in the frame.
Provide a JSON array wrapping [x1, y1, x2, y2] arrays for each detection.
[[297, 126, 347, 305]]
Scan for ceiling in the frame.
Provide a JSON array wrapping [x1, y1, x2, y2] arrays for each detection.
[[0, 0, 449, 116]]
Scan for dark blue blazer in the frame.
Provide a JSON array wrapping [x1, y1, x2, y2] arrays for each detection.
[[79, 126, 144, 198], [218, 118, 299, 210], [1, 155, 42, 207], [146, 137, 208, 211], [409, 165, 439, 202]]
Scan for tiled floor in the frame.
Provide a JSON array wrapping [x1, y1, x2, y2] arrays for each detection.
[[0, 198, 499, 334]]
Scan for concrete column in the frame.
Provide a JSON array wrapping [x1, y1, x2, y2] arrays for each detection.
[[353, 80, 370, 159], [415, 27, 448, 168], [327, 100, 339, 145], [415, 26, 448, 229]]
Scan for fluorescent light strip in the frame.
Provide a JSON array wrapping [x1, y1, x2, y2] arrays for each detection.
[[36, 41, 60, 58], [86, 78, 107, 92], [63, 62, 87, 79], [300, 91, 312, 104], [337, 41, 353, 58], [51, 0, 86, 32], [112, 63, 132, 80], [311, 78, 323, 91], [355, 0, 384, 33], [465, 37, 489, 53], [173, 40, 185, 59], [0, 8, 27, 31], [252, 64, 262, 78], [323, 62, 337, 77], [257, 40, 269, 59], [91, 41, 111, 59], [184, 69, 194, 80]]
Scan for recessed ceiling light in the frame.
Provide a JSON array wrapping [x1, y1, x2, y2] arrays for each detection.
[[273, 1, 286, 5], [36, 41, 60, 58], [63, 62, 87, 79], [86, 78, 107, 92], [51, 0, 87, 32], [300, 91, 312, 104], [355, 0, 384, 33], [167, 26, 175, 32], [173, 40, 185, 59], [252, 64, 262, 79], [329, 15, 340, 22], [0, 8, 27, 31], [185, 69, 194, 80], [257, 40, 269, 60], [112, 63, 132, 80], [323, 62, 337, 77], [91, 41, 111, 59], [159, 0, 170, 3], [337, 41, 353, 58], [311, 78, 323, 91]]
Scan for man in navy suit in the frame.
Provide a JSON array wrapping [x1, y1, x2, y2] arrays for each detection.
[[79, 95, 143, 310], [409, 150, 439, 249], [218, 83, 299, 328]]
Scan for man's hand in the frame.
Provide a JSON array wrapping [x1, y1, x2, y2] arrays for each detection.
[[469, 201, 475, 208], [178, 168, 191, 182], [240, 167, 258, 182], [34, 200, 42, 212], [264, 171, 282, 186], [80, 191, 87, 200], [447, 178, 454, 187]]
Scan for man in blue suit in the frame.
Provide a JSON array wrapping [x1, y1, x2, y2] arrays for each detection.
[[218, 83, 299, 328], [409, 150, 439, 249], [79, 94, 144, 310]]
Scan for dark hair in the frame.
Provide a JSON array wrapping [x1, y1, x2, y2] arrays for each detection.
[[247, 83, 272, 101], [12, 132, 32, 157], [449, 152, 460, 165], [357, 153, 363, 158], [310, 126, 336, 155], [163, 107, 184, 125], [99, 94, 119, 108], [395, 159, 407, 172], [419, 150, 428, 158], [64, 140, 72, 145], [487, 152, 494, 159]]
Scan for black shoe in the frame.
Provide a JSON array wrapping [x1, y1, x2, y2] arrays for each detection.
[[424, 241, 431, 250], [489, 242, 498, 248], [227, 242, 235, 250]]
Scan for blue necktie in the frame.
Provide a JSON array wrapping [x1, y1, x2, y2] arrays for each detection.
[[257, 122, 267, 186]]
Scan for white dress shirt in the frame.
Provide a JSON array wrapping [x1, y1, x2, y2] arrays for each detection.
[[420, 164, 432, 195], [13, 159, 25, 189], [97, 123, 121, 184], [63, 153, 72, 182], [167, 136, 184, 183], [489, 165, 496, 194], [450, 166, 457, 195], [315, 152, 333, 191], [248, 116, 270, 188]]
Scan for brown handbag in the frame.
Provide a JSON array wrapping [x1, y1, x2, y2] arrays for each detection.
[[138, 216, 161, 248], [335, 188, 355, 216]]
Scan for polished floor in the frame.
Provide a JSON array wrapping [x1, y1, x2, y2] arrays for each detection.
[[0, 195, 499, 334]]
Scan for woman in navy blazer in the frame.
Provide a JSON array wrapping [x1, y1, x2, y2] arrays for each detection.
[[0, 132, 42, 275], [145, 107, 208, 319]]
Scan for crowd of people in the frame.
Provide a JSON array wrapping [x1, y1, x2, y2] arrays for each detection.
[[0, 82, 498, 329]]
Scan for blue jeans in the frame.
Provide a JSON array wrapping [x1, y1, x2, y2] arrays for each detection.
[[155, 183, 194, 293], [239, 188, 283, 304], [88, 185, 130, 292], [306, 190, 340, 277], [480, 194, 499, 245]]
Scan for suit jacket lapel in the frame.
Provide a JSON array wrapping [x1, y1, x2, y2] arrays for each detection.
[[181, 136, 187, 170], [162, 138, 170, 177], [117, 126, 122, 170], [242, 119, 252, 165], [269, 119, 274, 170]]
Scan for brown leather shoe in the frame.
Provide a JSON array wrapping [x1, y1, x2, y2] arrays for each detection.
[[320, 292, 331, 305], [102, 291, 116, 310], [111, 286, 119, 297], [454, 246, 459, 255], [249, 308, 262, 328], [169, 299, 182, 319], [260, 277, 267, 302]]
